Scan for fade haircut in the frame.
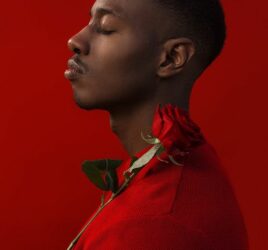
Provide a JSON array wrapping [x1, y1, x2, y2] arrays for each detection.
[[154, 0, 226, 70]]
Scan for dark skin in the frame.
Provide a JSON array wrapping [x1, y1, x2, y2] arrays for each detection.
[[66, 0, 199, 156]]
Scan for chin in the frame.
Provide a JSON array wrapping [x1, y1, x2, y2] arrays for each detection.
[[72, 92, 92, 110], [73, 96, 97, 110], [75, 101, 93, 110], [73, 93, 111, 111]]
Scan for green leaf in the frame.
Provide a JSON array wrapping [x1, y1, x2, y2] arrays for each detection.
[[128, 144, 161, 173], [105, 167, 118, 193], [82, 159, 123, 192], [83, 159, 123, 171], [129, 156, 139, 175], [156, 144, 165, 156], [130, 156, 138, 166], [104, 159, 123, 193], [82, 161, 109, 191], [106, 159, 124, 171]]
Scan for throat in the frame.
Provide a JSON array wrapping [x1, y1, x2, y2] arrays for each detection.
[[109, 104, 155, 156]]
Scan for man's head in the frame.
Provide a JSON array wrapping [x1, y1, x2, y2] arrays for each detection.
[[66, 0, 226, 111]]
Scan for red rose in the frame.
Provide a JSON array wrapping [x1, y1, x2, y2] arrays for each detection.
[[152, 103, 205, 158]]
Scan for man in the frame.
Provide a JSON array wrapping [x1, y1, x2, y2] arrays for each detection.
[[64, 0, 248, 249]]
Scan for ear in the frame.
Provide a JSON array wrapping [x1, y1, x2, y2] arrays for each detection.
[[157, 38, 195, 78]]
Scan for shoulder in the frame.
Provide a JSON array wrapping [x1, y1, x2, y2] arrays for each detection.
[[78, 143, 248, 250], [171, 142, 249, 249]]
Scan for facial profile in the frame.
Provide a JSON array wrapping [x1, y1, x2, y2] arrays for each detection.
[[65, 0, 164, 112], [64, 0, 226, 112]]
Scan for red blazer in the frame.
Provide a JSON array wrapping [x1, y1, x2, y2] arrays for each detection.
[[72, 143, 248, 250], [71, 105, 249, 249]]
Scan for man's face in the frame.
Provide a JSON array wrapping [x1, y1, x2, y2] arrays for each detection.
[[65, 0, 163, 111]]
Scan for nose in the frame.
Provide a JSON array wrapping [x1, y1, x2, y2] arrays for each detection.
[[67, 26, 90, 55]]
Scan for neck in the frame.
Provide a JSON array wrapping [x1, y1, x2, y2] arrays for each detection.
[[109, 101, 155, 156], [108, 83, 191, 156]]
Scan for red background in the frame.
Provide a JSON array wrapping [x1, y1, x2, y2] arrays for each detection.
[[0, 0, 267, 249]]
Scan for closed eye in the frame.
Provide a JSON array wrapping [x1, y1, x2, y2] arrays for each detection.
[[95, 26, 115, 35], [87, 20, 115, 35]]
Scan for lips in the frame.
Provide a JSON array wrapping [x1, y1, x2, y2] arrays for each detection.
[[64, 58, 86, 81]]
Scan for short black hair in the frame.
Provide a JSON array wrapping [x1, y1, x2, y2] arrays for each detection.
[[154, 0, 226, 69]]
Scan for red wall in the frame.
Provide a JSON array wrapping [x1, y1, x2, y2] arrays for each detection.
[[0, 0, 267, 249]]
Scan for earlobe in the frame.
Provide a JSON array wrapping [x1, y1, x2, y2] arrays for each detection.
[[157, 38, 195, 78]]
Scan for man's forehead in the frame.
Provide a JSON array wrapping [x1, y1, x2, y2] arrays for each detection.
[[91, 0, 125, 18], [91, 0, 156, 19], [91, 0, 167, 41]]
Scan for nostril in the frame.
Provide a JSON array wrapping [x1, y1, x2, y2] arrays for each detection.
[[73, 48, 81, 54]]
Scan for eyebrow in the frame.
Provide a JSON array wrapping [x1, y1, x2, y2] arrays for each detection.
[[90, 6, 123, 19]]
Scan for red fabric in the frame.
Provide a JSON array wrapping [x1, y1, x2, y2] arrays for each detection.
[[72, 105, 248, 250]]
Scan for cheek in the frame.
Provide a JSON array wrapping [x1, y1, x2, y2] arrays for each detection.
[[92, 36, 157, 88], [73, 35, 158, 108]]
